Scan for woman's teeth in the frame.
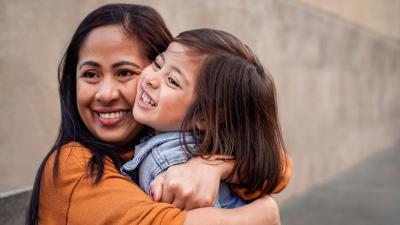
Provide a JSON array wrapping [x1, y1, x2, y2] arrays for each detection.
[[98, 111, 128, 119], [142, 93, 156, 107]]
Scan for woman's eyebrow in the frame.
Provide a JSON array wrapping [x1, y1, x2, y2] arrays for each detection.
[[78, 60, 140, 70], [112, 61, 140, 69], [78, 60, 100, 70]]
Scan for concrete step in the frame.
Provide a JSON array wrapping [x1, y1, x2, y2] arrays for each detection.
[[281, 147, 400, 225]]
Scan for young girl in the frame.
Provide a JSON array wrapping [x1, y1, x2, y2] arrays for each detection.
[[121, 28, 288, 208]]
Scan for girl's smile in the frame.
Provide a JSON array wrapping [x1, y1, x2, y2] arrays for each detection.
[[137, 88, 158, 109], [132, 42, 206, 132]]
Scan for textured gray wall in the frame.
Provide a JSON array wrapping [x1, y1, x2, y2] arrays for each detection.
[[1, 0, 399, 205]]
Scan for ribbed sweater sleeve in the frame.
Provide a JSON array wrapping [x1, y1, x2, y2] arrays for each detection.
[[39, 142, 186, 225]]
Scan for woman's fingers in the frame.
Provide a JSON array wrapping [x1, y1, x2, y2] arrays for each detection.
[[155, 158, 225, 209], [150, 173, 165, 202], [151, 173, 181, 206], [172, 197, 185, 210], [160, 177, 175, 204], [160, 190, 174, 204]]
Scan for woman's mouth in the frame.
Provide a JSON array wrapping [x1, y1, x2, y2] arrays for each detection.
[[96, 110, 131, 126], [98, 110, 129, 119]]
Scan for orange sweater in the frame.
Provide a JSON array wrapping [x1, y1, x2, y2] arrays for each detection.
[[39, 142, 292, 224], [39, 142, 186, 225]]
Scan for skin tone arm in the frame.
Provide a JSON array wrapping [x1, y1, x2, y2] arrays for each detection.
[[155, 158, 282, 225], [151, 149, 292, 208], [185, 195, 281, 225]]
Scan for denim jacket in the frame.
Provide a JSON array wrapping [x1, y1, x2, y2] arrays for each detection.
[[121, 132, 245, 208]]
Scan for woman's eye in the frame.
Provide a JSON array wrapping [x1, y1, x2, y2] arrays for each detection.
[[168, 77, 180, 88], [83, 71, 98, 78], [118, 70, 134, 77]]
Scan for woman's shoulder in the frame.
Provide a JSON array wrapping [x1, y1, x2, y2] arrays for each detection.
[[40, 141, 187, 225], [42, 141, 94, 185], [39, 142, 95, 224], [51, 141, 93, 170], [59, 141, 93, 158]]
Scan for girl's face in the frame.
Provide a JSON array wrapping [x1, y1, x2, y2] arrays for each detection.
[[133, 42, 205, 132], [76, 25, 150, 146]]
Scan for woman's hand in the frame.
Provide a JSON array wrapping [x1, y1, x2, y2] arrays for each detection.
[[150, 156, 234, 210]]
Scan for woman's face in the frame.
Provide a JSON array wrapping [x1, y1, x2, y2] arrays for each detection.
[[76, 25, 150, 146]]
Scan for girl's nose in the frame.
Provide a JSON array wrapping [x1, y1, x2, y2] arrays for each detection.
[[95, 77, 120, 104], [144, 72, 161, 89]]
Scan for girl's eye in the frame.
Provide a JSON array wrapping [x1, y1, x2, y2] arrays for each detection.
[[152, 60, 161, 70], [168, 77, 180, 88]]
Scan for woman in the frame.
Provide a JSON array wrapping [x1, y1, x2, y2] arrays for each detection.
[[27, 4, 289, 225]]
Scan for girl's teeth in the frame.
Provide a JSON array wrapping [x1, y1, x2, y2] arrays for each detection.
[[142, 93, 156, 106]]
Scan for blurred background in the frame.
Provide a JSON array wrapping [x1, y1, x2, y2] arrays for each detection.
[[1, 0, 399, 224]]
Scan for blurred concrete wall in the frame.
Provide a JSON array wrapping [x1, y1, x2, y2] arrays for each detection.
[[298, 0, 400, 41], [1, 0, 399, 208]]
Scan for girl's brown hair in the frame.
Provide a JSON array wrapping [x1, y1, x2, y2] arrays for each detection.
[[175, 29, 287, 196]]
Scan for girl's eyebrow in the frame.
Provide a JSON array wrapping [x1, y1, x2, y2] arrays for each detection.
[[160, 53, 189, 85], [78, 60, 140, 70]]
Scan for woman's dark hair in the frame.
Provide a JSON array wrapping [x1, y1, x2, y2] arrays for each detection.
[[176, 29, 287, 196], [26, 4, 172, 224]]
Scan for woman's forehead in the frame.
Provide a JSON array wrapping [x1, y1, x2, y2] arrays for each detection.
[[82, 25, 136, 48], [78, 25, 149, 68]]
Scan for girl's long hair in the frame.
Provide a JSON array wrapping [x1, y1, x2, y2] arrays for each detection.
[[26, 4, 172, 225], [176, 29, 288, 196]]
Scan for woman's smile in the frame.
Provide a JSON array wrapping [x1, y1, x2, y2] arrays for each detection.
[[76, 25, 149, 146], [95, 109, 132, 126]]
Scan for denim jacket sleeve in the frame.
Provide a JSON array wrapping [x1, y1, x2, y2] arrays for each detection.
[[121, 132, 197, 195]]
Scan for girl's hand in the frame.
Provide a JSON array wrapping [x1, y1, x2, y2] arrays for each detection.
[[150, 156, 234, 210]]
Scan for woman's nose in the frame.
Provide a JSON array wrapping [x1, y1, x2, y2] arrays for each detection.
[[95, 77, 119, 104]]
